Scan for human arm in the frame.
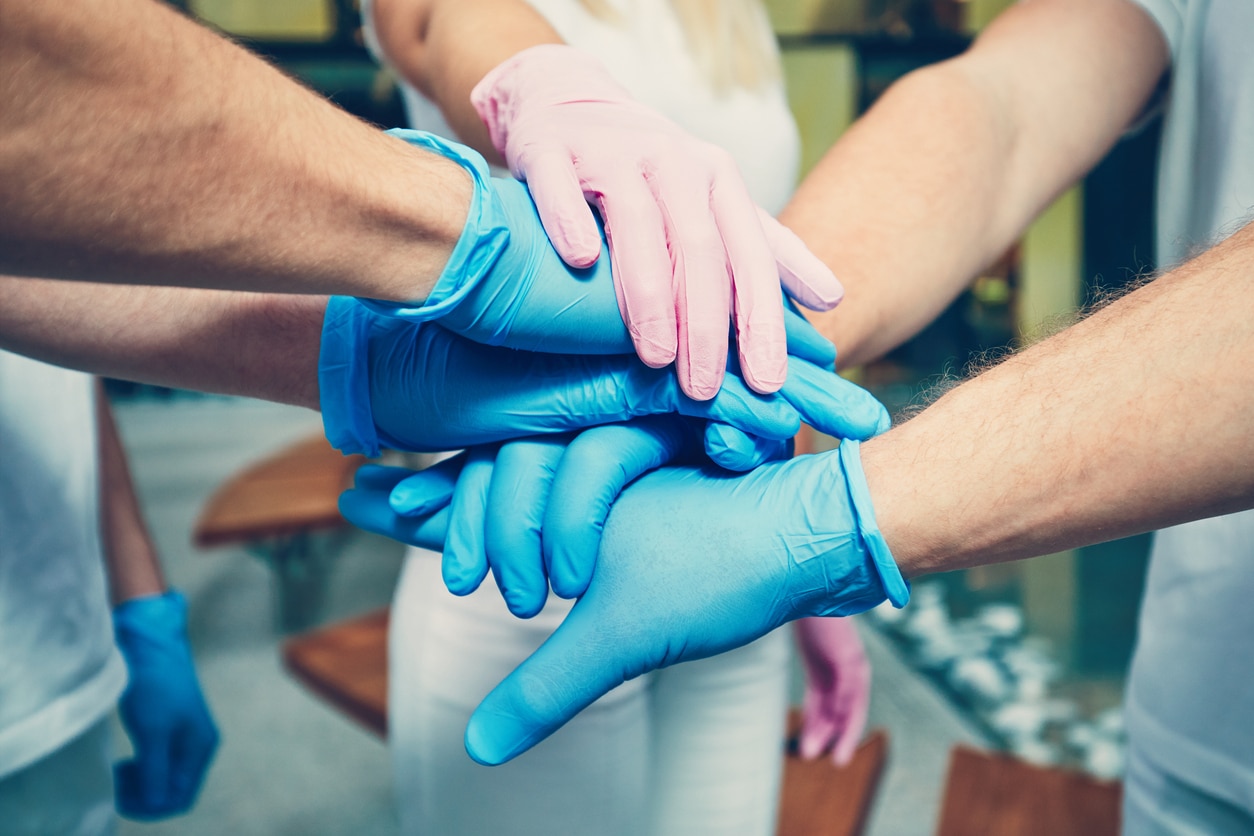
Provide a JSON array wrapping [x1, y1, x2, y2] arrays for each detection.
[[782, 0, 1168, 367], [367, 0, 844, 398], [0, 0, 470, 300], [865, 218, 1254, 575], [97, 385, 218, 818], [0, 279, 834, 454]]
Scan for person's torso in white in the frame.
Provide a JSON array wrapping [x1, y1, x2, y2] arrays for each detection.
[[1124, 0, 1254, 815], [0, 353, 126, 779]]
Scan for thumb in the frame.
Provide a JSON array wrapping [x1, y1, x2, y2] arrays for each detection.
[[518, 152, 603, 268], [464, 602, 637, 766]]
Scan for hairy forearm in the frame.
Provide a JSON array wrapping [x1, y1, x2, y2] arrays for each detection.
[[0, 0, 469, 300], [97, 382, 166, 604], [784, 0, 1166, 368], [0, 278, 324, 409], [370, 0, 562, 159], [864, 221, 1254, 577]]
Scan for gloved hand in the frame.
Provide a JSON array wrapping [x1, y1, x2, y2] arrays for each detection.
[[319, 297, 880, 458], [470, 44, 845, 400], [339, 441, 909, 766], [794, 616, 871, 766], [112, 590, 218, 820], [461, 441, 907, 765], [367, 131, 838, 372], [374, 346, 888, 613]]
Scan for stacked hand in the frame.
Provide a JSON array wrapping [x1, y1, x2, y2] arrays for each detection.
[[112, 590, 218, 819], [370, 129, 843, 393], [340, 439, 906, 765]]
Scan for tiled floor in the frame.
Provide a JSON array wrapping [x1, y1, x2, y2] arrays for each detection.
[[112, 397, 987, 836]]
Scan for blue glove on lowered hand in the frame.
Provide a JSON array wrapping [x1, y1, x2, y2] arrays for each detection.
[[318, 297, 877, 458], [364, 131, 841, 400], [113, 590, 218, 820], [340, 440, 908, 765]]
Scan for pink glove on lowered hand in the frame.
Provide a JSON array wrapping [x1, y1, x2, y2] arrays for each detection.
[[470, 44, 844, 401], [795, 616, 871, 766]]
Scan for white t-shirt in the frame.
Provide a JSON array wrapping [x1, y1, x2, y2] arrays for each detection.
[[0, 353, 126, 778], [1124, 0, 1254, 813], [360, 0, 801, 213]]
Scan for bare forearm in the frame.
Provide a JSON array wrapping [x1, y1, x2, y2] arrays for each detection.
[[0, 0, 469, 299], [784, 0, 1166, 367], [370, 0, 562, 158], [0, 278, 323, 409], [864, 221, 1254, 577], [97, 383, 166, 604]]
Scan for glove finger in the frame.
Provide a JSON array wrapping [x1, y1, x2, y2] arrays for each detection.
[[484, 437, 569, 618], [797, 705, 841, 761], [781, 358, 891, 440], [758, 207, 844, 311], [654, 170, 732, 401], [712, 182, 787, 395], [831, 684, 870, 767], [443, 448, 497, 596], [351, 464, 415, 493], [783, 304, 836, 369], [340, 485, 450, 552], [702, 422, 791, 472], [114, 760, 152, 819], [388, 454, 465, 516], [676, 370, 800, 442], [464, 601, 633, 766], [521, 150, 603, 269], [543, 417, 690, 598], [168, 722, 219, 812], [597, 177, 677, 369], [133, 734, 174, 813]]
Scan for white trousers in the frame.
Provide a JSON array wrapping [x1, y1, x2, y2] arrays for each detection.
[[0, 718, 114, 836], [389, 548, 789, 836]]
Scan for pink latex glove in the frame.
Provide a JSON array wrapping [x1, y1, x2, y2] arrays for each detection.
[[795, 616, 871, 766], [470, 44, 845, 401]]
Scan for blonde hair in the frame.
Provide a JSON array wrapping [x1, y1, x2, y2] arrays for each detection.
[[577, 0, 781, 92]]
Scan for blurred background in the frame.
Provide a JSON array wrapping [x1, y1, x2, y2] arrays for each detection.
[[107, 0, 1160, 832]]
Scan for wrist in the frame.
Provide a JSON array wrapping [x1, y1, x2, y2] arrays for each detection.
[[357, 131, 510, 319], [837, 440, 910, 607], [352, 133, 475, 304], [470, 44, 630, 153], [857, 432, 937, 580], [113, 589, 187, 649]]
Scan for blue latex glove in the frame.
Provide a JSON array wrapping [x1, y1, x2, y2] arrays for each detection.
[[318, 297, 869, 458], [339, 441, 908, 765], [112, 590, 218, 820], [363, 132, 840, 374]]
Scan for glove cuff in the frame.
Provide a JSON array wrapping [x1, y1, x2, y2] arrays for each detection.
[[319, 296, 384, 457], [113, 589, 188, 647], [470, 44, 633, 155], [357, 130, 510, 321], [839, 440, 910, 608]]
